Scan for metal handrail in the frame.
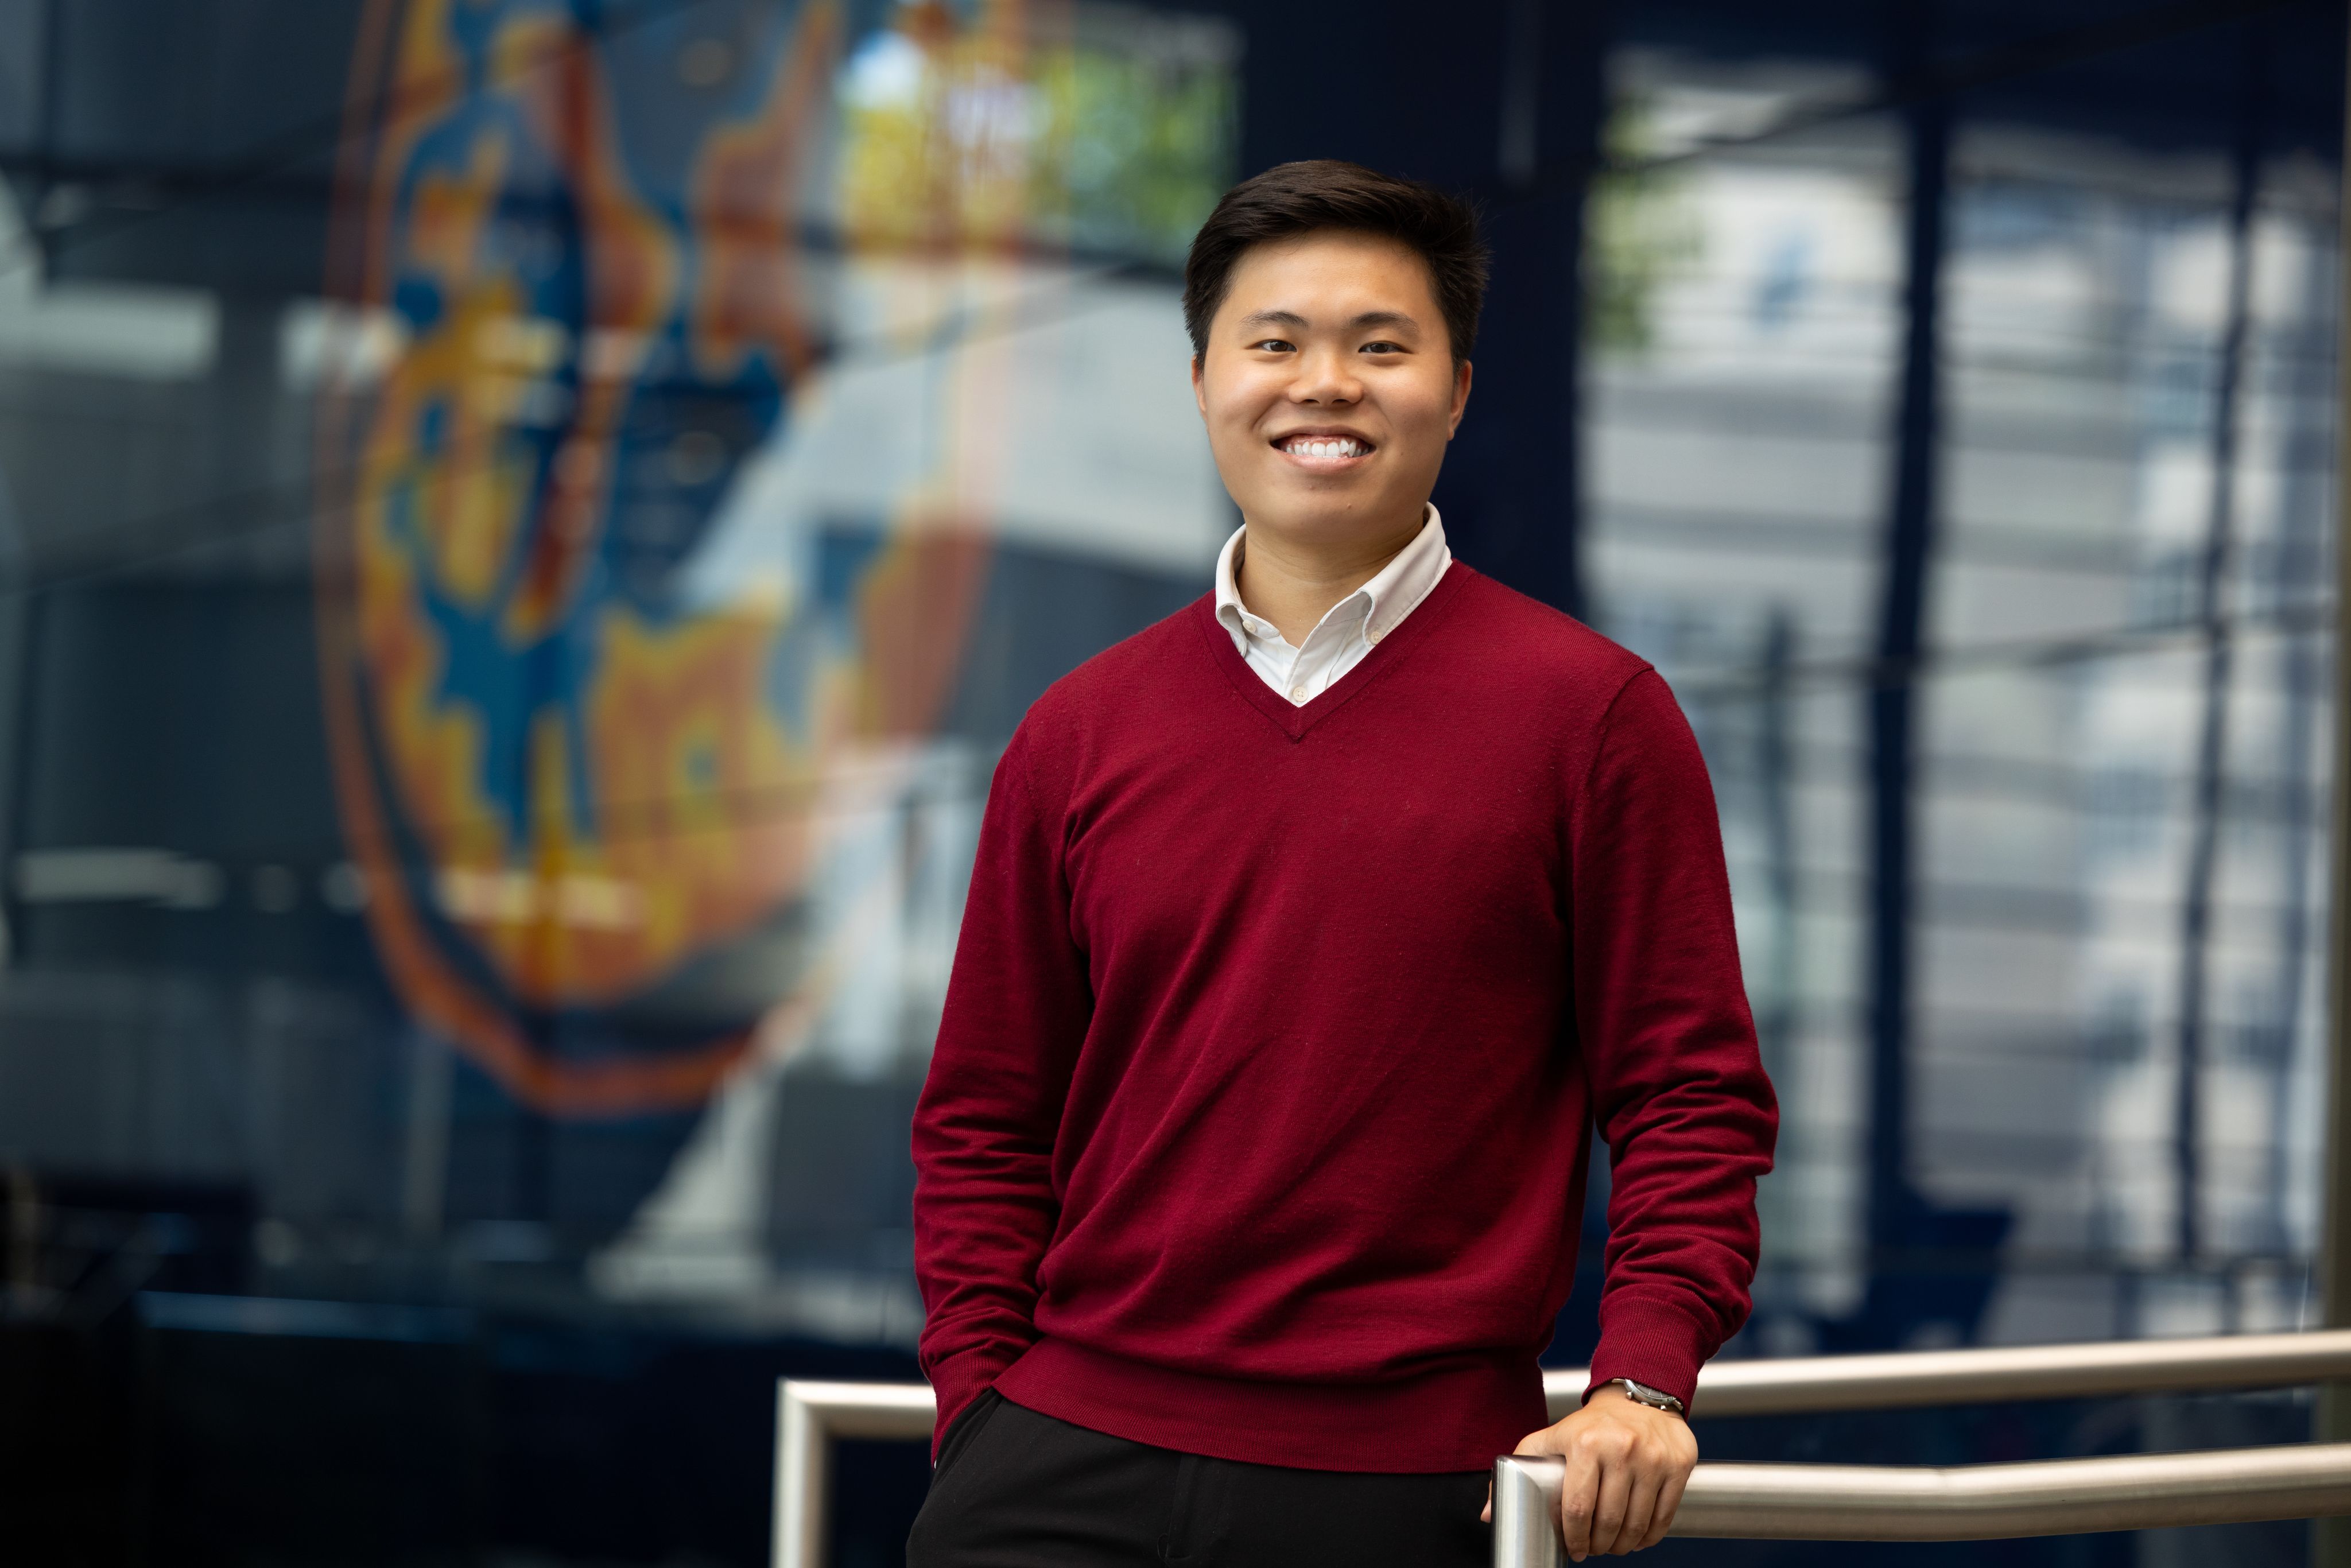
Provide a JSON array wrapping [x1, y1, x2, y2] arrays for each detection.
[[773, 1381, 938, 1568], [1650, 1328, 2351, 1420], [1493, 1445, 2351, 1562], [773, 1329, 2351, 1568]]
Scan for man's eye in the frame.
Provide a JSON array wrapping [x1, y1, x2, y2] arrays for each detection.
[[1251, 339, 1294, 352], [1360, 341, 1402, 354]]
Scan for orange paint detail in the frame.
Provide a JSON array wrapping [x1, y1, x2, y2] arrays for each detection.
[[495, 13, 680, 641], [315, 0, 1008, 1116], [689, 2, 840, 384], [854, 524, 993, 738]]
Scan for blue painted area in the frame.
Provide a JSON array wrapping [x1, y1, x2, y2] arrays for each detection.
[[765, 608, 825, 748], [373, 1, 798, 851], [816, 525, 885, 615]]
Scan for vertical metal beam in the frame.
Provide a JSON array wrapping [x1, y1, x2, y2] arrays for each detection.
[[1469, 0, 1601, 621], [0, 482, 30, 969], [0, 1, 63, 964], [1758, 608, 1799, 1081], [2317, 14, 2351, 1568], [401, 1026, 453, 1241], [1496, 0, 1543, 189], [2265, 171, 2337, 1267], [1866, 73, 1950, 1266], [2175, 20, 2266, 1267], [1755, 610, 1799, 1267]]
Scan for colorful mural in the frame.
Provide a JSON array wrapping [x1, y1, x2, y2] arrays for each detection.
[[312, 0, 1233, 1117], [314, 0, 972, 1113]]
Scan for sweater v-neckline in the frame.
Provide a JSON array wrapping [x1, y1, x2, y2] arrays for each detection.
[[1189, 562, 1475, 743]]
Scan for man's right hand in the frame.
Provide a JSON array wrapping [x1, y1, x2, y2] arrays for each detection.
[[1481, 1385, 1697, 1558]]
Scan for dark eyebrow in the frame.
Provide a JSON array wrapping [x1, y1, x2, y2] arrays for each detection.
[[1237, 308, 1422, 334]]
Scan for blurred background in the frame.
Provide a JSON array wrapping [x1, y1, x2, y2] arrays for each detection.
[[0, 0, 2343, 1564]]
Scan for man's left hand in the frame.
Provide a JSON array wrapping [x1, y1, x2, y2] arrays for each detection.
[[1479, 1385, 1697, 1558]]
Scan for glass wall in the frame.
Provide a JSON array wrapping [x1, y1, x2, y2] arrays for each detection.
[[0, 0, 1235, 1304], [0, 1, 2344, 1564], [0, 2, 1236, 1560], [1588, 19, 2340, 1364]]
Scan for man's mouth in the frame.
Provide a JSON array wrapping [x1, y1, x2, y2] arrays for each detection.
[[1273, 432, 1375, 464]]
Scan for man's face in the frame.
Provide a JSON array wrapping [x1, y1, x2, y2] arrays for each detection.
[[1192, 230, 1472, 551]]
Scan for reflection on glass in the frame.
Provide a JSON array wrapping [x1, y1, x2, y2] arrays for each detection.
[[0, 0, 1236, 1336], [1587, 46, 2336, 1355]]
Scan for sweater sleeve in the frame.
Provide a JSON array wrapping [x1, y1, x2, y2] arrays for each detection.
[[910, 721, 1092, 1457], [1570, 668, 1778, 1412]]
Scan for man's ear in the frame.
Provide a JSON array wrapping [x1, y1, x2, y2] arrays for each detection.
[[1191, 352, 1207, 418], [1448, 358, 1473, 437]]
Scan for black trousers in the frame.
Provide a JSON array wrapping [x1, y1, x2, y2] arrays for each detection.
[[906, 1391, 1492, 1568]]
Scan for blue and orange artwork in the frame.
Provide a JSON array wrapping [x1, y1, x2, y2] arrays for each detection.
[[313, 0, 1001, 1113]]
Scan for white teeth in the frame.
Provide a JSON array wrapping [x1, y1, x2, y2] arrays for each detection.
[[1287, 437, 1361, 458]]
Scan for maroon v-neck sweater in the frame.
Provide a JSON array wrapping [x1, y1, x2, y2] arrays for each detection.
[[911, 565, 1776, 1472]]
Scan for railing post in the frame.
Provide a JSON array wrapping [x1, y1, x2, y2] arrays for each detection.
[[773, 1381, 830, 1568], [1492, 1454, 1565, 1568], [771, 1380, 938, 1568]]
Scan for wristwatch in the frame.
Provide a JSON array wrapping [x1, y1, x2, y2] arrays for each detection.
[[1595, 1377, 1686, 1416]]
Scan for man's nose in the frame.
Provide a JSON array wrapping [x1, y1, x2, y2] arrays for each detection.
[[1289, 347, 1361, 404]]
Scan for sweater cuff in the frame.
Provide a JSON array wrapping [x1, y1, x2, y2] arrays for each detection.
[[924, 1342, 1025, 1462], [1584, 1291, 1720, 1413]]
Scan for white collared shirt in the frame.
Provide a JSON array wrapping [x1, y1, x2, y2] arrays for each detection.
[[1213, 505, 1453, 707]]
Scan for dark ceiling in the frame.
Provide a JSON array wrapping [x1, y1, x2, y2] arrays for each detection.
[[0, 0, 2338, 298], [1612, 0, 2345, 167]]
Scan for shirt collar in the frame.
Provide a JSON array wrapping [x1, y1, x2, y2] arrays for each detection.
[[1213, 504, 1452, 650]]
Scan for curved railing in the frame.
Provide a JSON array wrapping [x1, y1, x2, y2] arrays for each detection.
[[773, 1328, 2351, 1568], [1492, 1446, 2351, 1562]]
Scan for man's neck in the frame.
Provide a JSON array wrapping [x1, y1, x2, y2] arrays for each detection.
[[1235, 509, 1426, 647]]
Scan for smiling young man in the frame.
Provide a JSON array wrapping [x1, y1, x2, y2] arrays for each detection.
[[908, 161, 1777, 1566]]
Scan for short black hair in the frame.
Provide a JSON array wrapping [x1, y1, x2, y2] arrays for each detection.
[[1182, 160, 1489, 364]]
